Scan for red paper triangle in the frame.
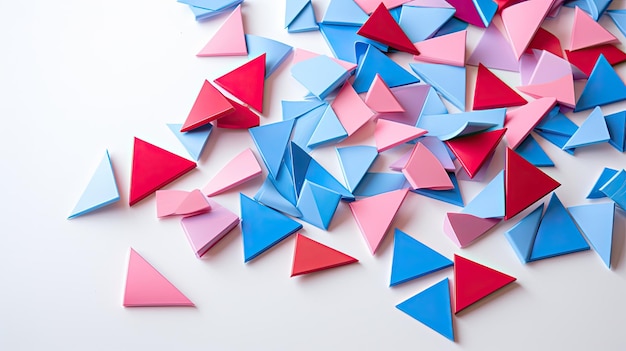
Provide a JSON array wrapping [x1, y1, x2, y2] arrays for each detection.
[[181, 80, 234, 132], [216, 97, 260, 129], [214, 54, 266, 113], [129, 138, 197, 206], [565, 44, 626, 77], [357, 3, 419, 55], [445, 128, 506, 179], [524, 27, 563, 58], [473, 64, 526, 110], [504, 147, 560, 220], [454, 254, 515, 313], [291, 234, 358, 276]]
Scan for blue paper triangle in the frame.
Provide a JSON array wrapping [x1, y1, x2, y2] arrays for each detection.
[[307, 105, 348, 148], [245, 35, 293, 78], [534, 130, 576, 155], [417, 109, 505, 139], [587, 167, 618, 199], [398, 5, 456, 43], [353, 172, 410, 197], [605, 110, 626, 152], [474, 0, 498, 26], [535, 109, 578, 136], [390, 229, 453, 286], [303, 153, 354, 201], [599, 169, 626, 210], [240, 193, 303, 262], [167, 123, 213, 161], [249, 119, 295, 179], [574, 55, 626, 112], [185, 0, 242, 21], [291, 104, 327, 152], [530, 194, 590, 262], [68, 150, 120, 219], [291, 55, 349, 99], [410, 63, 466, 111], [289, 142, 313, 196], [462, 170, 505, 218], [336, 145, 379, 192], [270, 161, 299, 206], [396, 278, 455, 341], [565, 0, 612, 20], [288, 1, 319, 33], [412, 172, 463, 207], [505, 204, 544, 263], [285, 0, 311, 27], [420, 86, 448, 117], [322, 0, 369, 25], [568, 203, 615, 268], [563, 106, 610, 149], [515, 135, 554, 167], [434, 17, 468, 37], [608, 10, 626, 37], [319, 23, 388, 63], [353, 45, 420, 93], [255, 176, 302, 218], [297, 181, 342, 230], [282, 99, 325, 120]]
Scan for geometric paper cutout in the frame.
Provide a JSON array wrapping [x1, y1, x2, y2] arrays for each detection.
[[587, 167, 618, 199], [214, 54, 266, 113], [296, 180, 342, 230], [180, 80, 235, 132], [501, 0, 554, 59], [412, 172, 464, 207], [353, 44, 420, 94], [196, 5, 247, 57], [410, 62, 466, 111], [245, 34, 293, 78], [467, 24, 520, 72], [249, 119, 295, 179], [375, 119, 427, 152], [398, 5, 456, 43], [564, 44, 626, 77], [462, 170, 505, 219], [390, 229, 453, 286], [445, 128, 506, 179], [307, 105, 348, 149], [202, 148, 262, 196], [505, 203, 544, 263], [563, 106, 610, 149], [332, 82, 376, 136], [570, 7, 618, 51], [446, 0, 498, 27], [322, 0, 369, 25], [357, 3, 420, 55], [600, 169, 626, 210], [574, 54, 626, 112], [336, 145, 379, 193], [514, 135, 554, 167], [167, 123, 213, 161], [402, 143, 454, 190], [504, 97, 557, 149], [364, 74, 405, 113], [180, 198, 240, 258], [291, 234, 358, 277], [291, 55, 350, 100], [413, 30, 467, 67], [568, 202, 614, 268], [473, 64, 526, 110], [68, 150, 120, 219], [605, 110, 626, 152], [216, 97, 261, 129], [443, 212, 500, 248]]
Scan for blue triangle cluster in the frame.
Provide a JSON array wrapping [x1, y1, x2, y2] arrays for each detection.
[[245, 35, 293, 78], [291, 55, 350, 99], [515, 135, 554, 167], [563, 107, 610, 150], [353, 172, 409, 197], [319, 23, 388, 63], [296, 181, 342, 229], [282, 99, 325, 120], [353, 45, 420, 94], [181, 0, 243, 21], [336, 146, 378, 193], [569, 203, 615, 268], [285, 0, 318, 33], [410, 63, 466, 111], [534, 108, 578, 155], [462, 170, 505, 219], [68, 150, 120, 219], [390, 229, 453, 286], [605, 110, 626, 152], [587, 167, 618, 199], [600, 169, 626, 210], [254, 176, 302, 218], [250, 119, 295, 179], [307, 105, 348, 149]]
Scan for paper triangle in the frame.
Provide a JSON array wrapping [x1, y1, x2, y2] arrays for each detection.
[[318, 23, 389, 64], [420, 86, 448, 116], [354, 0, 413, 13], [349, 188, 409, 254], [296, 181, 342, 230], [569, 202, 614, 268], [245, 35, 293, 78], [418, 109, 506, 140], [202, 148, 262, 196], [565, 44, 626, 77], [254, 176, 302, 218], [375, 119, 427, 152], [285, 0, 310, 27], [390, 229, 453, 286], [353, 45, 420, 94], [462, 170, 505, 219], [501, 0, 554, 59], [505, 203, 544, 263], [412, 172, 464, 207], [445, 128, 506, 179], [454, 254, 516, 313], [292, 48, 357, 72], [444, 212, 500, 248], [322, 0, 369, 25], [575, 54, 626, 112], [180, 80, 234, 132], [175, 189, 211, 216], [291, 55, 349, 99], [287, 1, 319, 33], [216, 97, 260, 129], [414, 30, 466, 67], [129, 138, 196, 206], [291, 234, 358, 276], [357, 3, 419, 55], [196, 5, 246, 57], [282, 99, 325, 120], [380, 84, 430, 126], [570, 7, 617, 51], [398, 5, 456, 43], [403, 143, 453, 190], [156, 190, 189, 218], [167, 123, 213, 161], [353, 172, 409, 197], [600, 170, 626, 210], [515, 135, 554, 167], [180, 198, 240, 258], [446, 0, 497, 27], [332, 83, 376, 136], [525, 27, 563, 58], [563, 106, 610, 149], [249, 119, 295, 179], [527, 50, 573, 85], [307, 105, 348, 149], [467, 24, 519, 72], [587, 167, 619, 199], [410, 63, 466, 111], [123, 248, 194, 307], [336, 145, 379, 192], [68, 150, 120, 219], [504, 148, 559, 219], [504, 97, 557, 150], [534, 107, 577, 136], [605, 111, 626, 152], [365, 74, 405, 113], [396, 278, 455, 341], [473, 64, 526, 110], [214, 54, 266, 112], [518, 74, 575, 109], [291, 105, 327, 153]]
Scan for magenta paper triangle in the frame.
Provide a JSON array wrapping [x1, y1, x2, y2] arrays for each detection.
[[570, 7, 618, 51], [365, 74, 404, 113], [414, 30, 466, 67], [156, 190, 189, 218], [443, 213, 500, 248], [202, 148, 262, 196], [504, 97, 557, 149], [501, 0, 554, 59], [402, 143, 453, 190], [197, 5, 247, 57], [375, 119, 427, 152], [518, 74, 575, 108], [175, 189, 211, 216]]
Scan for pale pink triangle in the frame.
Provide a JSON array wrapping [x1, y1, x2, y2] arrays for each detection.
[[156, 190, 189, 218], [570, 7, 618, 51], [180, 199, 240, 258], [354, 0, 413, 13], [202, 148, 262, 196], [124, 248, 194, 307], [402, 143, 453, 190], [504, 97, 557, 149], [365, 74, 405, 113], [528, 50, 572, 85], [413, 30, 467, 67], [519, 53, 540, 86], [175, 189, 212, 216], [468, 24, 520, 72], [349, 188, 409, 254], [443, 212, 500, 248], [501, 0, 554, 59], [405, 0, 454, 8], [375, 119, 427, 152], [518, 74, 575, 108], [332, 83, 376, 136], [197, 5, 247, 57], [292, 48, 357, 72]]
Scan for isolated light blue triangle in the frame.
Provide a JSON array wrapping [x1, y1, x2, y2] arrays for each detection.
[[535, 110, 578, 136], [574, 55, 626, 112], [249, 119, 295, 179], [599, 169, 626, 210], [353, 45, 420, 93], [241, 193, 303, 262], [297, 181, 342, 230], [505, 203, 543, 263], [605, 110, 626, 152], [292, 104, 327, 152], [319, 23, 389, 63], [534, 130, 576, 155], [68, 150, 120, 219], [255, 176, 302, 218], [563, 106, 610, 149], [410, 63, 466, 111], [396, 278, 454, 341], [417, 109, 504, 138], [608, 10, 626, 37], [282, 99, 325, 120], [420, 86, 448, 117], [434, 17, 468, 37], [412, 172, 464, 207], [322, 0, 369, 25], [285, 0, 311, 27], [308, 105, 348, 149], [336, 145, 379, 193], [515, 135, 554, 167], [588, 167, 618, 199], [288, 2, 319, 33], [167, 123, 212, 161], [353, 172, 409, 197], [568, 202, 614, 268], [292, 55, 349, 99], [530, 194, 590, 262], [398, 5, 456, 43], [246, 35, 293, 78], [390, 229, 453, 286], [462, 170, 505, 219]]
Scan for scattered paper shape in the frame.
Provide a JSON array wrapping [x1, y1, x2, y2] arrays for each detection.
[[175, 189, 211, 216], [353, 45, 420, 93], [501, 0, 553, 59], [505, 203, 544, 263], [365, 74, 405, 113], [515, 135, 554, 167], [332, 83, 376, 136], [291, 55, 349, 99], [605, 111, 626, 152], [375, 119, 427, 152], [167, 123, 213, 161], [414, 30, 467, 67], [569, 202, 614, 268], [462, 170, 505, 219], [563, 106, 610, 149], [600, 169, 626, 210], [181, 80, 234, 132], [285, 0, 319, 32], [255, 176, 302, 217], [398, 5, 456, 43], [307, 105, 348, 149], [390, 229, 453, 286], [565, 44, 626, 77], [353, 172, 409, 197], [410, 62, 466, 111], [570, 7, 617, 51], [197, 5, 246, 57], [575, 55, 626, 112], [473, 64, 526, 110], [412, 172, 464, 207], [296, 180, 342, 230], [291, 234, 358, 276], [322, 0, 369, 25], [357, 3, 420, 55], [68, 150, 120, 219], [505, 97, 557, 149], [249, 119, 295, 179], [587, 167, 618, 199], [403, 143, 453, 190], [180, 198, 240, 258], [444, 212, 500, 247], [214, 54, 266, 113], [468, 24, 519, 72], [216, 97, 261, 129], [336, 145, 379, 192], [445, 128, 506, 179], [446, 0, 497, 27], [245, 35, 293, 78], [202, 148, 262, 196], [156, 190, 190, 218]]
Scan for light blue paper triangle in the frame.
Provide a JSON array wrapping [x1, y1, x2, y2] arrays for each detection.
[[474, 0, 498, 26], [353, 172, 409, 197], [167, 123, 213, 161], [288, 1, 319, 33], [297, 181, 342, 230], [246, 35, 293, 78], [322, 0, 369, 25], [608, 10, 626, 37], [390, 229, 453, 286], [291, 55, 349, 99], [563, 106, 610, 149], [249, 119, 295, 179], [336, 145, 379, 192], [281, 99, 325, 120], [353, 45, 420, 93], [188, 2, 243, 21], [255, 176, 302, 218], [417, 108, 505, 139], [179, 0, 239, 10], [285, 0, 311, 27], [605, 110, 626, 152], [398, 5, 456, 43], [534, 130, 576, 155], [587, 167, 618, 199], [568, 202, 615, 268], [574, 55, 626, 112], [307, 105, 348, 148], [599, 169, 626, 210], [515, 135, 554, 167], [319, 23, 389, 63], [535, 109, 578, 136], [291, 104, 327, 152], [412, 172, 464, 207], [505, 204, 544, 263], [68, 150, 120, 219], [462, 170, 505, 218], [270, 161, 299, 206], [410, 62, 466, 111], [420, 86, 448, 117], [434, 17, 468, 37]]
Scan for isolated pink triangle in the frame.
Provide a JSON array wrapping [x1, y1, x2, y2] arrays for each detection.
[[518, 74, 575, 108], [570, 7, 618, 51], [202, 148, 262, 196], [365, 74, 405, 113], [175, 189, 211, 216], [443, 213, 500, 248], [504, 97, 557, 149], [501, 0, 554, 59], [156, 190, 189, 218], [413, 30, 467, 67], [349, 188, 409, 254], [293, 48, 357, 72], [375, 119, 427, 152], [197, 6, 247, 57], [123, 248, 194, 307], [402, 143, 453, 190]]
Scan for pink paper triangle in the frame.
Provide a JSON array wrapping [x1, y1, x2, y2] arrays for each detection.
[[504, 97, 557, 149], [518, 74, 575, 108], [365, 74, 405, 113], [402, 143, 453, 190], [501, 0, 554, 59], [528, 50, 573, 85], [467, 24, 519, 71], [123, 248, 194, 307], [292, 48, 357, 72], [175, 189, 212, 216], [332, 83, 376, 136], [570, 7, 618, 51], [413, 30, 467, 67], [197, 6, 247, 57], [156, 190, 189, 218], [375, 119, 427, 152], [202, 148, 262, 196], [181, 199, 240, 258], [443, 212, 500, 248]]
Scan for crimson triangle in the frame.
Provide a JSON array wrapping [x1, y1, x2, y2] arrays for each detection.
[[357, 3, 419, 55], [180, 80, 234, 132], [291, 234, 358, 276], [216, 96, 260, 129], [473, 64, 526, 110], [445, 129, 506, 179], [214, 54, 266, 113], [454, 254, 515, 313], [129, 138, 196, 206]]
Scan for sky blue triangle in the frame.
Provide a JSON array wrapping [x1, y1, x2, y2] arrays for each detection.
[[307, 105, 348, 149], [475, 0, 498, 26], [288, 1, 319, 33], [417, 109, 505, 139], [568, 203, 614, 268], [563, 106, 610, 149], [410, 63, 466, 111], [282, 99, 325, 120], [420, 86, 448, 117], [605, 110, 626, 152], [515, 135, 554, 167], [534, 130, 576, 155], [396, 278, 454, 341], [68, 150, 120, 219], [599, 169, 626, 210], [188, 3, 241, 20], [587, 167, 618, 199], [297, 181, 342, 230], [535, 109, 578, 136], [574, 55, 626, 112], [412, 172, 464, 207], [289, 142, 313, 197], [240, 193, 303, 262], [167, 123, 212, 161], [398, 5, 456, 43], [390, 229, 453, 286], [291, 55, 349, 99], [245, 35, 293, 78], [434, 17, 468, 37], [462, 170, 505, 218], [566, 0, 611, 20], [304, 150, 354, 201], [336, 145, 379, 193], [530, 194, 590, 262], [608, 10, 626, 37], [255, 176, 302, 218], [322, 0, 369, 25], [505, 203, 543, 264], [270, 161, 298, 206], [249, 119, 295, 179], [353, 172, 409, 197], [353, 45, 420, 93], [292, 104, 327, 152], [319, 23, 389, 63], [179, 0, 239, 10], [285, 0, 311, 27]]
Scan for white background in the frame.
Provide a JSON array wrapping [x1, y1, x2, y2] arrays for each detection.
[[1, 0, 626, 350]]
